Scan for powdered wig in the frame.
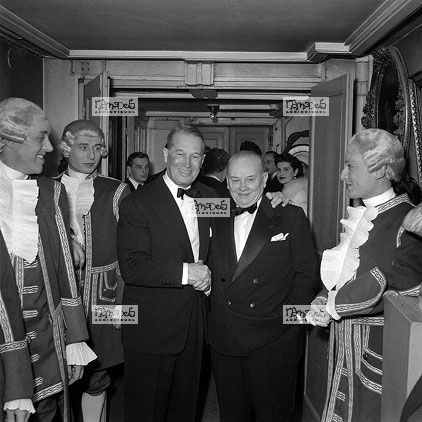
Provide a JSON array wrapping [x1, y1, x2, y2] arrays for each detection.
[[59, 119, 107, 157], [0, 98, 46, 150], [349, 128, 406, 181]]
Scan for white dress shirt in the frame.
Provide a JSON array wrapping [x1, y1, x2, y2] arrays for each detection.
[[163, 173, 200, 284], [234, 198, 262, 261]]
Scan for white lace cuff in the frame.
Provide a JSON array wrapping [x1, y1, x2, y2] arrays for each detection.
[[4, 399, 35, 413], [66, 342, 97, 366]]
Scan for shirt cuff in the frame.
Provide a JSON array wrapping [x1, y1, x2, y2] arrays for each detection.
[[4, 399, 35, 414], [326, 290, 341, 320], [182, 263, 189, 285], [66, 342, 97, 366]]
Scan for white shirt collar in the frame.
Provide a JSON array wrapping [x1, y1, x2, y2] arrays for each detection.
[[0, 160, 28, 180], [163, 172, 191, 199], [129, 176, 143, 189], [363, 188, 395, 208], [67, 166, 90, 181]]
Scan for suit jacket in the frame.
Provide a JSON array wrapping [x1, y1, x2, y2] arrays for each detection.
[[264, 173, 283, 193], [124, 178, 136, 191], [208, 196, 317, 355], [117, 176, 212, 355], [197, 174, 230, 199]]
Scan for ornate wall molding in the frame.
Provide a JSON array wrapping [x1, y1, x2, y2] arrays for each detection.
[[409, 72, 422, 184], [362, 46, 412, 156]]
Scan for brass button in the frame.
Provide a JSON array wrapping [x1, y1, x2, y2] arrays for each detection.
[[252, 278, 259, 284], [250, 303, 256, 309], [226, 300, 232, 306]]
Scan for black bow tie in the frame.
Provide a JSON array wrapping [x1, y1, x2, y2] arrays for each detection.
[[232, 202, 258, 217], [177, 187, 199, 199]]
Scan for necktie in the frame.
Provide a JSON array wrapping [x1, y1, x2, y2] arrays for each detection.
[[232, 202, 258, 217], [177, 187, 199, 199]]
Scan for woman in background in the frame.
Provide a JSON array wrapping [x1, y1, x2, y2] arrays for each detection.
[[276, 152, 308, 215]]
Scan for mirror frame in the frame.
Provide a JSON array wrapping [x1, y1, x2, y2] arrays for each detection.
[[409, 71, 422, 184], [362, 46, 412, 156]]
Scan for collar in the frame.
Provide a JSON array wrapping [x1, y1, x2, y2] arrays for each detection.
[[205, 174, 220, 182], [163, 172, 191, 200], [129, 176, 143, 189], [234, 197, 262, 216], [67, 166, 90, 181], [0, 159, 28, 180], [363, 188, 395, 208]]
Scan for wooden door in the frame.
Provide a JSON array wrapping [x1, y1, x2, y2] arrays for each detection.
[[83, 71, 110, 175], [303, 74, 353, 422]]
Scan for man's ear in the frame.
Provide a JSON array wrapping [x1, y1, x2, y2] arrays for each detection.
[[263, 171, 269, 185], [163, 147, 169, 163], [375, 165, 387, 179]]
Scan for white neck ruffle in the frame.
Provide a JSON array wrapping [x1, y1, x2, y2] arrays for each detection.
[[321, 205, 379, 291], [61, 174, 95, 246], [0, 171, 39, 263]]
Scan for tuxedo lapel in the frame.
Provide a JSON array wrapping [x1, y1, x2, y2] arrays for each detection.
[[231, 197, 280, 282], [152, 177, 194, 261]]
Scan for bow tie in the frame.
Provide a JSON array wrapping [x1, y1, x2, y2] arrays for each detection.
[[232, 202, 258, 217], [177, 187, 199, 199]]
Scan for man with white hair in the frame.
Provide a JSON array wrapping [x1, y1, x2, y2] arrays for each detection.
[[57, 119, 130, 422], [309, 128, 422, 422], [0, 98, 94, 421]]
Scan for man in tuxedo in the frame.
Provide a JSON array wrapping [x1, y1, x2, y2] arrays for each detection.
[[124, 152, 150, 191], [117, 126, 212, 422], [263, 150, 283, 193], [208, 150, 317, 422], [197, 147, 230, 198]]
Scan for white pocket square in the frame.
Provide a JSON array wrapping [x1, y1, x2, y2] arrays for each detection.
[[209, 227, 213, 237], [271, 232, 289, 241]]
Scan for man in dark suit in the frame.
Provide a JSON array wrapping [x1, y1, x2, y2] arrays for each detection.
[[117, 126, 212, 422], [208, 150, 317, 422], [197, 147, 230, 198], [124, 151, 150, 191], [263, 150, 283, 193]]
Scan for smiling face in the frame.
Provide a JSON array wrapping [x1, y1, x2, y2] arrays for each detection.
[[227, 153, 268, 208], [163, 131, 204, 188], [128, 157, 150, 183], [66, 134, 103, 174], [1, 115, 52, 175], [276, 161, 298, 185], [340, 143, 379, 200]]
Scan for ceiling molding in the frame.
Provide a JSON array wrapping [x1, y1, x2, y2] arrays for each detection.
[[0, 5, 69, 58], [307, 42, 351, 63], [68, 49, 310, 62], [345, 0, 422, 55]]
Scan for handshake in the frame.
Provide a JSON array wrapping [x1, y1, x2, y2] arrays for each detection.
[[187, 260, 211, 295]]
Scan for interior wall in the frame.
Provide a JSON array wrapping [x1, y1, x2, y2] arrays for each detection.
[[0, 37, 43, 105], [43, 59, 79, 176]]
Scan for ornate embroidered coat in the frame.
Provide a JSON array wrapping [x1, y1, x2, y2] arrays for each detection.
[[319, 194, 422, 422], [0, 230, 33, 412], [0, 176, 89, 421], [59, 171, 130, 369]]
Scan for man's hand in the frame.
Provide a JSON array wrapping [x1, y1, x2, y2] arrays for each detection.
[[309, 297, 331, 327], [5, 409, 31, 422], [68, 364, 84, 385], [71, 239, 85, 269], [187, 262, 211, 292], [265, 191, 290, 208]]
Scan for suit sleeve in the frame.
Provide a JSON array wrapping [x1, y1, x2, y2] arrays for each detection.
[[0, 232, 33, 404], [327, 229, 422, 319], [55, 183, 89, 344], [117, 193, 184, 288], [290, 208, 318, 306]]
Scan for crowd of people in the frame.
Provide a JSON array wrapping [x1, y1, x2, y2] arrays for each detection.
[[1, 96, 422, 422]]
